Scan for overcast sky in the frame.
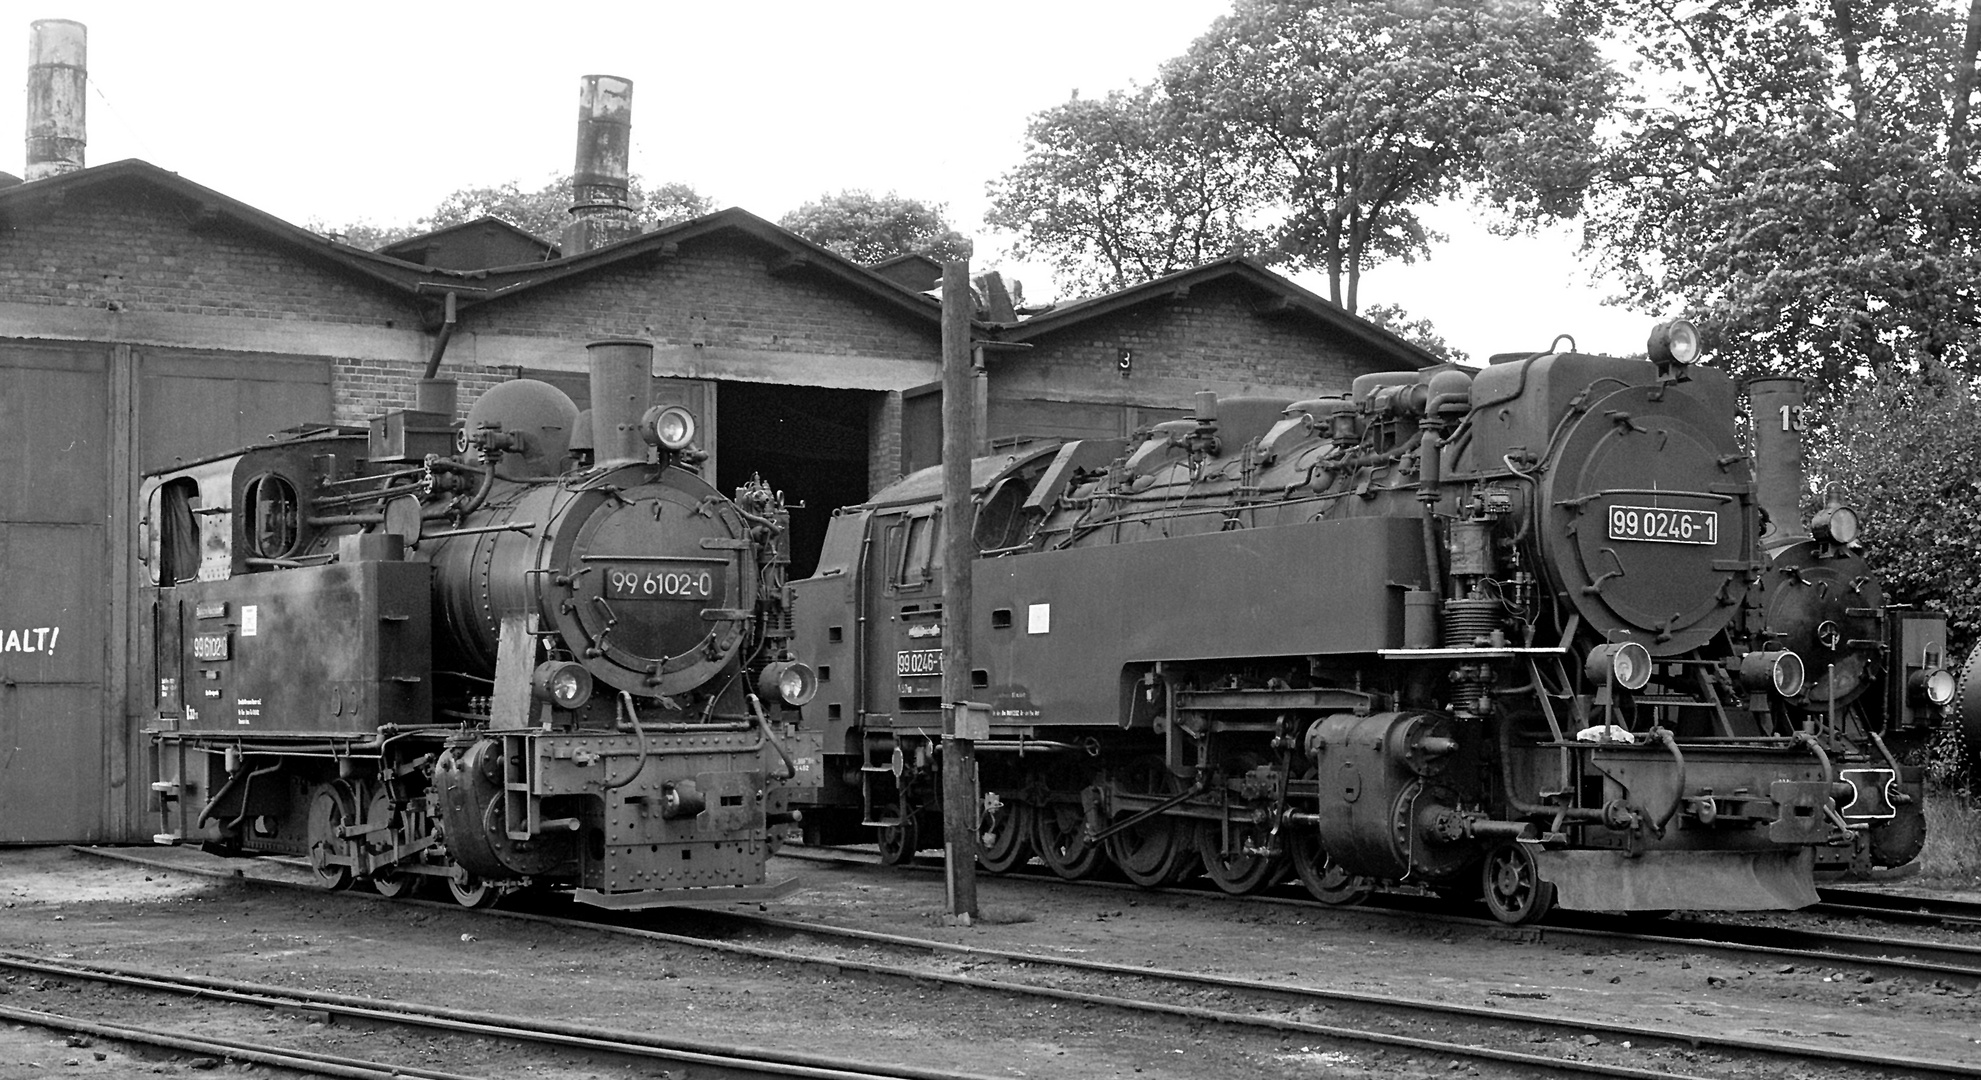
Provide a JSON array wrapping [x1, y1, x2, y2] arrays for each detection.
[[7, 1, 1651, 360]]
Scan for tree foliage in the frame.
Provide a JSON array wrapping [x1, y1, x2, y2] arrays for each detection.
[[1161, 0, 1614, 312], [985, 85, 1264, 297], [1362, 302, 1471, 364], [1571, 0, 1981, 392], [317, 174, 717, 251], [777, 190, 972, 265], [1803, 366, 1981, 651]]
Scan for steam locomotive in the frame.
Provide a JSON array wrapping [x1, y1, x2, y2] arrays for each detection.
[[789, 322, 1948, 923], [143, 340, 816, 909]]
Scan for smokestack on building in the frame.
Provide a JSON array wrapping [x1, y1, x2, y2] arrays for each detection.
[[26, 19, 86, 180], [562, 75, 638, 256]]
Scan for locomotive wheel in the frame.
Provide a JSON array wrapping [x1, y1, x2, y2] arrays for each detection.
[[446, 871, 501, 909], [1199, 819, 1289, 895], [1290, 831, 1373, 906], [978, 797, 1033, 873], [1197, 753, 1288, 895], [362, 789, 414, 897], [878, 815, 920, 866], [1481, 842, 1555, 926], [1104, 756, 1197, 888], [1033, 801, 1105, 880], [305, 782, 356, 892], [370, 871, 416, 900]]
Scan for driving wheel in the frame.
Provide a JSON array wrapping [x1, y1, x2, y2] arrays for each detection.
[[1481, 841, 1555, 925]]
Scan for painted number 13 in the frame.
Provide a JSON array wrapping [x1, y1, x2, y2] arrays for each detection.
[[1779, 404, 1803, 432]]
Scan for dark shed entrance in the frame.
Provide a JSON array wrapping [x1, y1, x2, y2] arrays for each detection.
[[716, 382, 872, 582]]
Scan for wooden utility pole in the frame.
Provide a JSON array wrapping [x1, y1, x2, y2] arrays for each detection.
[[939, 260, 980, 921]]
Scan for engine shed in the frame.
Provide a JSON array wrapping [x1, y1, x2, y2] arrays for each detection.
[[0, 141, 1433, 849]]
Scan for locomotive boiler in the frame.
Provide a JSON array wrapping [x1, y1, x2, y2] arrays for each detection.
[[789, 322, 1944, 923], [143, 340, 816, 909]]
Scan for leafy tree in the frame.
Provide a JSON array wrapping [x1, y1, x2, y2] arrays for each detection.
[[1803, 366, 1981, 652], [316, 174, 717, 250], [986, 85, 1265, 296], [1362, 303, 1470, 364], [1161, 0, 1614, 312], [1570, 0, 1981, 393], [777, 190, 972, 265]]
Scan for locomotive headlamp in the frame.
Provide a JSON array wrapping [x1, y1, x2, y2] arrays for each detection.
[[1739, 649, 1806, 698], [1910, 667, 1958, 707], [1647, 319, 1702, 369], [531, 660, 595, 710], [757, 660, 819, 707], [1811, 504, 1861, 545], [1586, 642, 1653, 691], [640, 405, 698, 452]]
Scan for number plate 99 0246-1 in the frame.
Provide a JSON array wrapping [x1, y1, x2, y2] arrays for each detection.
[[1607, 505, 1718, 545]]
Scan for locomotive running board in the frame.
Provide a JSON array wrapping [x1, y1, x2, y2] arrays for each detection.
[[568, 875, 803, 910], [1536, 848, 1819, 912]]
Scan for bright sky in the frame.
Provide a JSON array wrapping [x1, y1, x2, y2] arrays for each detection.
[[5, 1, 1652, 361]]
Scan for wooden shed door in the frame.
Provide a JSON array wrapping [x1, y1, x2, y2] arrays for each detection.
[[0, 342, 111, 842]]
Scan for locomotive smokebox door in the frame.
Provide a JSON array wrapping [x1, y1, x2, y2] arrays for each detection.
[[1542, 383, 1750, 655]]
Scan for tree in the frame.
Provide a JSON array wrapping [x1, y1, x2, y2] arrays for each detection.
[[1362, 303, 1470, 364], [777, 191, 972, 265], [1803, 366, 1981, 653], [1162, 0, 1614, 312], [315, 174, 717, 250], [1571, 0, 1981, 392], [986, 85, 1265, 296]]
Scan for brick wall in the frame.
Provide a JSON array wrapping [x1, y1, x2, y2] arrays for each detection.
[[463, 236, 938, 362], [0, 182, 414, 328], [995, 277, 1408, 410]]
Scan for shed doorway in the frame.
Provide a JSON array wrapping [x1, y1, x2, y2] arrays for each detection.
[[716, 382, 871, 581]]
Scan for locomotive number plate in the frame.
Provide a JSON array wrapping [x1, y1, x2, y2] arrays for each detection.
[[1607, 505, 1718, 545], [605, 564, 722, 600], [191, 632, 231, 661], [897, 649, 943, 677]]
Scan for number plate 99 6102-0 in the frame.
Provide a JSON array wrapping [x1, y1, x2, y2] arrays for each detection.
[[1607, 505, 1718, 545], [605, 565, 720, 600]]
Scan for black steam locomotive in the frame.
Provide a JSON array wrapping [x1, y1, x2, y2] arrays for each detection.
[[143, 340, 815, 909], [789, 322, 1947, 923]]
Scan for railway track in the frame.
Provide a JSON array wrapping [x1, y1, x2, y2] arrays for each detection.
[[0, 950, 1004, 1080], [1815, 886, 1981, 930], [63, 846, 1981, 1080], [779, 844, 1981, 988]]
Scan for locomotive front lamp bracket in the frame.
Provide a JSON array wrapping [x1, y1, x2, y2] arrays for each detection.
[[1586, 642, 1653, 691], [1810, 504, 1860, 545], [1739, 649, 1806, 698], [531, 660, 594, 710], [757, 660, 818, 706], [640, 405, 697, 452], [1909, 666, 1957, 707], [1647, 319, 1702, 372]]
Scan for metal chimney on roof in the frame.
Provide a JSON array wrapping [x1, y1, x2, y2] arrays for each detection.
[[562, 74, 638, 256], [26, 19, 85, 180]]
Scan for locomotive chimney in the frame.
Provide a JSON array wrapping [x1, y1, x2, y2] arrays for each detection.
[[25, 19, 86, 180], [1747, 376, 1813, 555], [563, 74, 638, 256], [586, 339, 653, 467]]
